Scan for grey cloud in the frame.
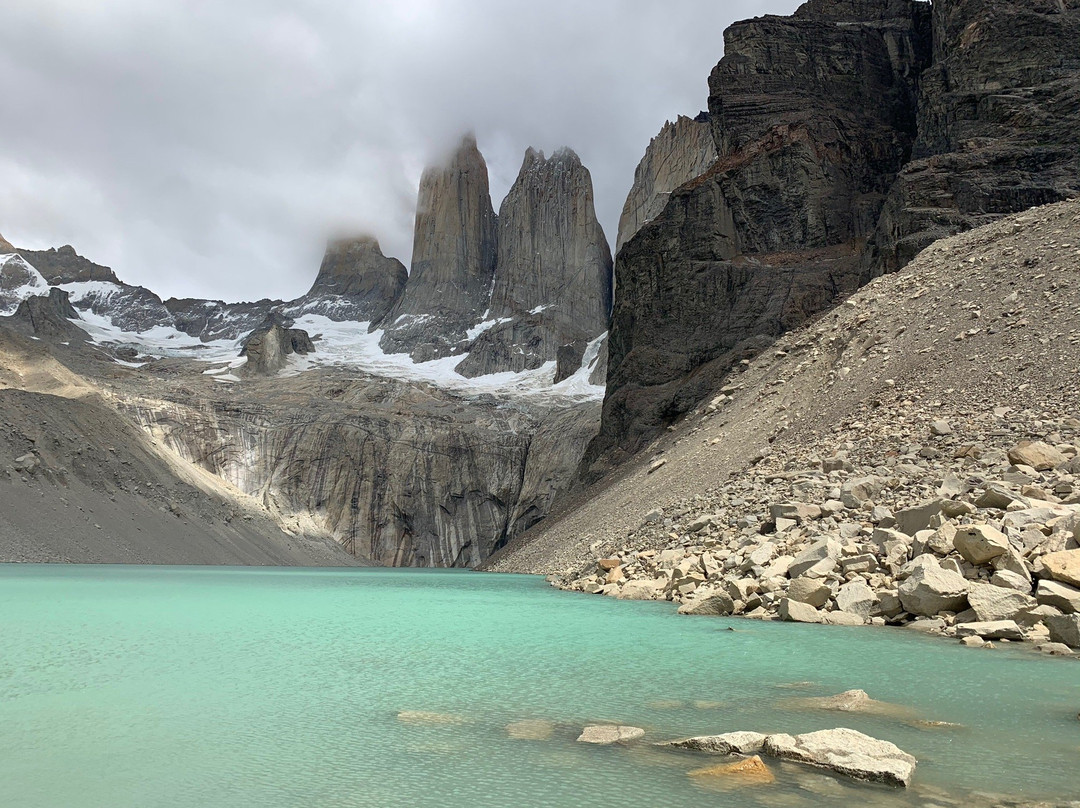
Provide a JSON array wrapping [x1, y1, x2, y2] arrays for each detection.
[[0, 0, 799, 301]]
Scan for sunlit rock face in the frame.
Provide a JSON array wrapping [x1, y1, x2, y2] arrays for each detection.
[[615, 114, 717, 255]]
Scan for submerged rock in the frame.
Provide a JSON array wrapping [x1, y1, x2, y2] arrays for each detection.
[[688, 755, 775, 785], [396, 710, 469, 725], [506, 719, 555, 740], [576, 725, 645, 744], [783, 689, 918, 720]]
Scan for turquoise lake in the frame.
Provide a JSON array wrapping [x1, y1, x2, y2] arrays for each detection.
[[1, 565, 1077, 807]]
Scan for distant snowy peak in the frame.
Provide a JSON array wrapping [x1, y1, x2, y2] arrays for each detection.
[[0, 253, 49, 315]]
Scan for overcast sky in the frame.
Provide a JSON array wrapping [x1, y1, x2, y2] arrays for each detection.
[[0, 0, 798, 302]]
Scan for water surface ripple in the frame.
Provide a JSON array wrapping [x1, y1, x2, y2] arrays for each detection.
[[1, 566, 1077, 807]]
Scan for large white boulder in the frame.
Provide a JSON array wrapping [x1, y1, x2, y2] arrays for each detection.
[[763, 728, 917, 787], [898, 555, 969, 616]]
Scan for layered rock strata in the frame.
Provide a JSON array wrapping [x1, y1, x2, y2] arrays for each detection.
[[587, 0, 932, 475], [867, 0, 1080, 272], [456, 147, 612, 378], [379, 134, 498, 361], [615, 114, 717, 254]]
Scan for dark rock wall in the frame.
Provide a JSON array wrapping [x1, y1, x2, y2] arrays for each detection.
[[587, 0, 932, 475]]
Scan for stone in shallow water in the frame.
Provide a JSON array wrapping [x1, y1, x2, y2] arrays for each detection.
[[763, 727, 917, 788], [506, 719, 555, 740], [576, 725, 645, 744], [783, 689, 917, 719], [660, 731, 767, 756], [688, 755, 775, 785]]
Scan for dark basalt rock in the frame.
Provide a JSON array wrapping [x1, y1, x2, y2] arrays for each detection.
[[16, 244, 121, 285], [554, 340, 589, 384], [6, 288, 87, 342], [586, 0, 932, 476], [379, 134, 499, 361], [239, 312, 315, 376], [866, 0, 1080, 273], [166, 298, 280, 342], [300, 235, 407, 326]]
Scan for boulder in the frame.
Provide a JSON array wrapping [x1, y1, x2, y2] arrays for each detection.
[[953, 525, 1010, 565], [976, 484, 1021, 510], [788, 538, 842, 578], [841, 477, 883, 509], [787, 576, 832, 608], [688, 755, 775, 784], [954, 621, 1025, 641], [617, 578, 668, 600], [823, 611, 867, 626], [835, 581, 879, 620], [894, 500, 943, 536], [898, 556, 969, 616], [678, 588, 735, 616], [1045, 614, 1080, 649], [763, 728, 917, 788], [1041, 550, 1080, 588], [778, 598, 824, 624], [966, 583, 1037, 622], [770, 502, 821, 523], [577, 725, 645, 744], [1036, 580, 1080, 614], [661, 731, 767, 756], [1008, 441, 1067, 471]]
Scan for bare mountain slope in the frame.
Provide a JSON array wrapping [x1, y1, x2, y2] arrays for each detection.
[[488, 199, 1080, 575], [0, 328, 359, 565]]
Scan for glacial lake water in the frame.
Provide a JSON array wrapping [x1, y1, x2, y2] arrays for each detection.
[[1, 566, 1078, 808]]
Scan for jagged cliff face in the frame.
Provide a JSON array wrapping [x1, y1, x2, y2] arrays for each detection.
[[586, 0, 932, 475], [16, 245, 121, 284], [305, 236, 406, 326], [456, 147, 612, 378], [615, 115, 717, 254], [868, 0, 1080, 271], [121, 375, 598, 567], [379, 135, 499, 361]]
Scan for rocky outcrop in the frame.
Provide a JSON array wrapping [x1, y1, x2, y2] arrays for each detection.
[[300, 235, 407, 325], [456, 148, 612, 378], [6, 288, 87, 342], [123, 380, 599, 568], [16, 244, 121, 285], [867, 0, 1080, 273], [239, 313, 314, 376], [0, 232, 14, 253], [166, 298, 279, 342], [379, 134, 498, 361], [66, 281, 178, 335], [615, 114, 716, 254], [455, 149, 612, 378], [585, 0, 932, 475], [0, 254, 49, 314]]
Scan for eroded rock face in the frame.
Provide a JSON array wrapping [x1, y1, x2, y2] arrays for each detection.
[[585, 0, 932, 474], [380, 134, 498, 361], [7, 288, 86, 341], [867, 0, 1080, 272], [122, 380, 599, 568], [16, 244, 121, 285], [239, 313, 315, 376], [0, 232, 14, 253], [302, 235, 407, 326], [457, 147, 612, 377], [616, 114, 717, 255], [0, 254, 49, 314]]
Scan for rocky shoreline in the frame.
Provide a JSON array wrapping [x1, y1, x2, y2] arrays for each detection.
[[553, 414, 1080, 656]]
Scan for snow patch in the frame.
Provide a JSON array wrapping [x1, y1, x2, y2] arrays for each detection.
[[465, 316, 513, 341]]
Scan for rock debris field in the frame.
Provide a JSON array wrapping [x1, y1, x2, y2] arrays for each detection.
[[500, 200, 1080, 659]]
